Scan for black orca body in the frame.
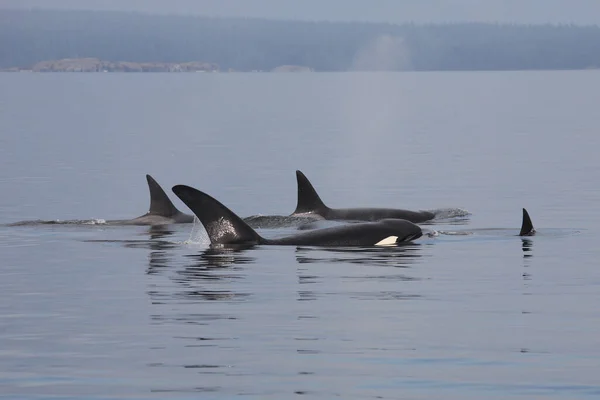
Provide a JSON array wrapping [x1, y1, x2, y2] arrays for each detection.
[[519, 208, 536, 236], [292, 170, 436, 223], [112, 175, 195, 226], [172, 185, 423, 247]]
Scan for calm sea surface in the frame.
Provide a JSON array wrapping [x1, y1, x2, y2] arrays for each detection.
[[1, 71, 599, 399]]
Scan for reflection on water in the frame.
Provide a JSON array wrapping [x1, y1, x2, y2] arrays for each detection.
[[294, 243, 424, 267], [520, 237, 534, 341], [522, 238, 533, 259], [142, 226, 179, 276], [151, 253, 255, 305], [295, 245, 424, 305], [188, 246, 257, 268], [521, 238, 534, 282], [145, 225, 175, 241]]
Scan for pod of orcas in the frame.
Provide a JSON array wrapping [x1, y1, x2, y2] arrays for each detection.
[[171, 185, 535, 247], [119, 171, 437, 226], [113, 172, 536, 247], [172, 184, 425, 247]]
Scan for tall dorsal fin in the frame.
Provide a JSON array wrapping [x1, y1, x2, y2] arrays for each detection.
[[146, 174, 180, 217], [293, 170, 328, 214], [172, 185, 264, 245], [519, 208, 536, 236]]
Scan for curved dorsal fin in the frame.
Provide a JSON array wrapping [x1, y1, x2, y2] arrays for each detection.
[[293, 170, 328, 214], [172, 185, 264, 245], [147, 174, 180, 217], [519, 208, 536, 236]]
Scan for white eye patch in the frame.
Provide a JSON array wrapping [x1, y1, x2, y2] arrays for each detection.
[[375, 236, 398, 246]]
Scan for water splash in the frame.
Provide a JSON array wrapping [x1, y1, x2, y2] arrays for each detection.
[[183, 216, 210, 245], [438, 230, 473, 236], [432, 208, 472, 220], [6, 218, 107, 226]]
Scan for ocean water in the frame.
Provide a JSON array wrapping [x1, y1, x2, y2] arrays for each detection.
[[0, 71, 599, 399]]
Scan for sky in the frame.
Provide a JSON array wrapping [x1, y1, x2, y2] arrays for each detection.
[[2, 0, 600, 25]]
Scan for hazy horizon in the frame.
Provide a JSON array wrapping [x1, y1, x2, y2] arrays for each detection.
[[4, 9, 600, 72], [2, 0, 600, 26]]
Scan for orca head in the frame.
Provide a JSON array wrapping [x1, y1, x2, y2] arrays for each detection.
[[379, 218, 423, 243]]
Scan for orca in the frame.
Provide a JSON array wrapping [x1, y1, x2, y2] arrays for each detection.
[[114, 175, 195, 225], [519, 208, 536, 236], [292, 170, 436, 223], [172, 185, 423, 247]]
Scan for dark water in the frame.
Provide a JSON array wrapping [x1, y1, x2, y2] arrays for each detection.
[[1, 71, 599, 399]]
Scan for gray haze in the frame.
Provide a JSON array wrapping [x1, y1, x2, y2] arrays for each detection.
[[2, 0, 600, 25]]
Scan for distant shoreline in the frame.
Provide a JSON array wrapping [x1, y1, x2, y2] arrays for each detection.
[[0, 58, 316, 73], [3, 9, 600, 72], [3, 63, 598, 73]]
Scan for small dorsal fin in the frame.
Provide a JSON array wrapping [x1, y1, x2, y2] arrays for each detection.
[[293, 170, 328, 214], [172, 185, 264, 245], [519, 208, 536, 236], [146, 174, 180, 217]]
